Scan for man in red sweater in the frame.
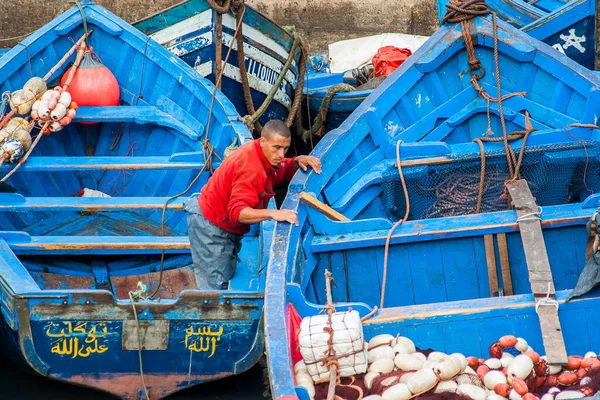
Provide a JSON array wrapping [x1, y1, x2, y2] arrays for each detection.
[[183, 120, 322, 290]]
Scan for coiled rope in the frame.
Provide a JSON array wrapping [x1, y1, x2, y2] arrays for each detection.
[[210, 0, 305, 133]]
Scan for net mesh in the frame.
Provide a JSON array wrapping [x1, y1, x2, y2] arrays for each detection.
[[381, 141, 599, 221]]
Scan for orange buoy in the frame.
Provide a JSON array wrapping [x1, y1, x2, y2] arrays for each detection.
[[60, 50, 119, 121]]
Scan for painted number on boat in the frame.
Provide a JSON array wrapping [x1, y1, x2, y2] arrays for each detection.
[[553, 29, 586, 54], [182, 325, 224, 357], [46, 321, 109, 359]]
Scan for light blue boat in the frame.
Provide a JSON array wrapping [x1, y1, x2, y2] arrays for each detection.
[[0, 1, 273, 399], [264, 8, 600, 400]]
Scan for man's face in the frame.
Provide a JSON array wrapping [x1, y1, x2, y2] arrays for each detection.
[[259, 134, 291, 167]]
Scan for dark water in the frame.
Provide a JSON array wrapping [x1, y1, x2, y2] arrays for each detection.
[[0, 360, 267, 400]]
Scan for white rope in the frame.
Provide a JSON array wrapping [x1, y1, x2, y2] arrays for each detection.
[[516, 206, 542, 222], [187, 348, 194, 385], [535, 282, 559, 313]]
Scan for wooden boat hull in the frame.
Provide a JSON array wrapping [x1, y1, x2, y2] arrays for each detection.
[[135, 0, 301, 131], [0, 1, 268, 398], [436, 0, 597, 69]]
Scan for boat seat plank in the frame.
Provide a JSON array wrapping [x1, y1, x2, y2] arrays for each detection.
[[5, 234, 191, 255], [0, 156, 206, 171], [0, 195, 187, 211], [507, 179, 568, 365], [73, 106, 202, 140]]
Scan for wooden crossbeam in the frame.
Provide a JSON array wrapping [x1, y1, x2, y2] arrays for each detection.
[[6, 235, 190, 256], [0, 156, 206, 171], [0, 195, 187, 211], [507, 180, 567, 365], [299, 192, 349, 222]]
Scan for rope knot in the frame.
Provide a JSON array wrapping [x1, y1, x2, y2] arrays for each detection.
[[208, 0, 231, 14], [442, 0, 490, 24]]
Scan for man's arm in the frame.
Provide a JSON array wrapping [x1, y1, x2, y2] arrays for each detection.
[[238, 207, 298, 225]]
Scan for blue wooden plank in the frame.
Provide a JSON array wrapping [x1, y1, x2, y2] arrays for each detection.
[[346, 247, 382, 307], [6, 235, 191, 255], [0, 196, 188, 211], [0, 239, 40, 295], [379, 244, 415, 307], [310, 203, 591, 253], [408, 241, 447, 305], [74, 106, 201, 140], [336, 185, 382, 219], [0, 156, 208, 171], [439, 237, 482, 302]]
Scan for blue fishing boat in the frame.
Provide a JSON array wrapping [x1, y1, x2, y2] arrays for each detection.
[[436, 0, 597, 69], [134, 0, 303, 133], [264, 6, 600, 399], [0, 49, 8, 58], [0, 2, 272, 399]]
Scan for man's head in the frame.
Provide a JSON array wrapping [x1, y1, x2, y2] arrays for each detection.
[[259, 120, 291, 167]]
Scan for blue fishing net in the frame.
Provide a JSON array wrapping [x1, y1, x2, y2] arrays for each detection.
[[381, 141, 600, 221]]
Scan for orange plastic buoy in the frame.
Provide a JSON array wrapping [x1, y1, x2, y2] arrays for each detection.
[[60, 50, 119, 121], [558, 372, 578, 386], [499, 335, 518, 348], [494, 383, 511, 397], [512, 377, 529, 395]]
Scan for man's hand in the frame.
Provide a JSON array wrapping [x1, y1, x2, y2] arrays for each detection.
[[294, 155, 322, 174], [271, 209, 299, 226]]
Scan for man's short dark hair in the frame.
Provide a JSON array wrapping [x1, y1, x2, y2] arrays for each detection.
[[262, 119, 291, 139]]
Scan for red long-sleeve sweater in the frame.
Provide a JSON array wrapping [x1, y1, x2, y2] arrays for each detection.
[[198, 139, 297, 235]]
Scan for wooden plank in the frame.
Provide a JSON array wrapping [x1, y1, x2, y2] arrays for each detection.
[[497, 233, 514, 295], [396, 156, 454, 168], [484, 235, 499, 296], [299, 192, 349, 222], [6, 236, 190, 256], [507, 179, 567, 365], [74, 105, 201, 140], [0, 156, 206, 171], [537, 306, 568, 363], [0, 196, 187, 211], [507, 180, 555, 296]]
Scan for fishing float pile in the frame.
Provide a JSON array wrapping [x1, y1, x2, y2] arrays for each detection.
[[294, 331, 600, 400], [0, 76, 78, 164]]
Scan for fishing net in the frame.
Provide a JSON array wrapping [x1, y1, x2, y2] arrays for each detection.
[[381, 141, 600, 221], [312, 371, 480, 399]]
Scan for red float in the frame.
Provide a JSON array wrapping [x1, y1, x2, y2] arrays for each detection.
[[60, 50, 119, 109]]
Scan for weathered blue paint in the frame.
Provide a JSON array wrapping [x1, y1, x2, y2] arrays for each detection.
[[264, 13, 600, 399], [436, 0, 597, 69], [0, 2, 270, 399], [134, 0, 302, 131]]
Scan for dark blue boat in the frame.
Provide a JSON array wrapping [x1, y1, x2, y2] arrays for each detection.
[[134, 0, 302, 133], [264, 8, 600, 400], [0, 2, 272, 399], [436, 0, 597, 69]]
